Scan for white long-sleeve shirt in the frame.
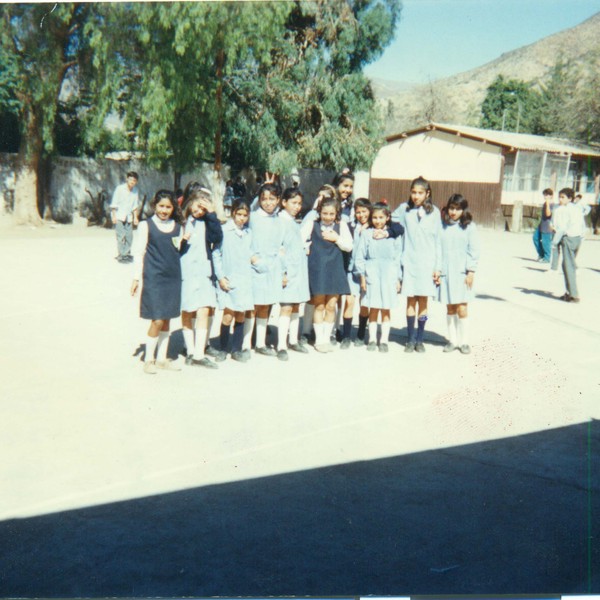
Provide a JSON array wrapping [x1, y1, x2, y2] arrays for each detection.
[[300, 216, 353, 252]]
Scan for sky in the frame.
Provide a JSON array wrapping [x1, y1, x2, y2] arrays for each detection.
[[364, 0, 600, 83]]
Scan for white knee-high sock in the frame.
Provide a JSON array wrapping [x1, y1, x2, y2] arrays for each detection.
[[457, 317, 469, 346], [243, 317, 255, 350], [302, 304, 315, 335], [183, 328, 195, 355], [278, 315, 290, 350], [145, 335, 159, 362], [194, 328, 208, 359], [368, 321, 378, 344], [289, 313, 300, 345], [255, 317, 268, 348], [156, 331, 170, 362], [381, 322, 390, 344], [315, 322, 327, 346], [447, 315, 458, 345]]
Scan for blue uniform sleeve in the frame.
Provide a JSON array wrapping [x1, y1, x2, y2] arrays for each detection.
[[212, 240, 225, 281], [388, 221, 404, 239], [204, 212, 223, 247], [466, 223, 481, 272], [353, 231, 368, 276]]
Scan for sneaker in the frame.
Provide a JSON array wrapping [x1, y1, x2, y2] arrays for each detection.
[[191, 357, 219, 369], [415, 342, 426, 353], [242, 349, 252, 360], [443, 343, 457, 353], [255, 346, 276, 357], [143, 361, 158, 375], [214, 350, 227, 362], [367, 342, 377, 352], [329, 335, 338, 346], [560, 293, 571, 302], [231, 351, 249, 363], [459, 344, 471, 355], [124, 255, 134, 263], [277, 349, 289, 361], [353, 337, 365, 347], [378, 343, 389, 353], [156, 359, 182, 371], [340, 338, 351, 350], [404, 341, 415, 353], [205, 345, 221, 358], [289, 343, 309, 354], [314, 343, 334, 353], [570, 296, 581, 303]]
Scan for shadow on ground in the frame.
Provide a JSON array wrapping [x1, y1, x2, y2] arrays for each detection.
[[0, 422, 597, 597], [514, 287, 559, 300]]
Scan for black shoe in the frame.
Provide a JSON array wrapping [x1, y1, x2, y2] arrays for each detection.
[[329, 335, 338, 346], [185, 355, 194, 365], [255, 346, 276, 357], [124, 255, 134, 263], [277, 349, 289, 361], [340, 338, 351, 349], [367, 342, 377, 352], [443, 343, 457, 353], [353, 337, 365, 347], [191, 357, 218, 369], [415, 342, 426, 353], [335, 328, 343, 342], [205, 345, 220, 358], [231, 351, 249, 363], [379, 343, 389, 353], [404, 341, 415, 353], [242, 349, 252, 360], [299, 334, 311, 346], [459, 344, 471, 355], [289, 343, 309, 354], [214, 350, 227, 362]]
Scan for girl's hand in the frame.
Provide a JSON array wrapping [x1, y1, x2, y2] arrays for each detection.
[[183, 230, 192, 241], [219, 277, 231, 292], [264, 171, 277, 184], [282, 274, 288, 288], [200, 198, 215, 213], [372, 229, 389, 240], [396, 280, 401, 293], [465, 272, 474, 289], [131, 279, 139, 296], [360, 276, 367, 293], [433, 271, 441, 286], [251, 255, 259, 265], [322, 229, 339, 243]]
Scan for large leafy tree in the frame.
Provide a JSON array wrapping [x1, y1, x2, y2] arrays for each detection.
[[479, 75, 542, 134], [0, 3, 90, 224]]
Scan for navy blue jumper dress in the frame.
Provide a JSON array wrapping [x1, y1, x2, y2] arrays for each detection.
[[307, 221, 350, 296], [141, 218, 182, 320]]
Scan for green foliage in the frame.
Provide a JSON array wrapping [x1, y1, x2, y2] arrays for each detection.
[[479, 75, 542, 134]]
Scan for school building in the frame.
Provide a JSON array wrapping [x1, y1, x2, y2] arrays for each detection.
[[369, 123, 600, 228]]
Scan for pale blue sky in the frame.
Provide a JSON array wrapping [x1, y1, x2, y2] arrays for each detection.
[[364, 0, 600, 83]]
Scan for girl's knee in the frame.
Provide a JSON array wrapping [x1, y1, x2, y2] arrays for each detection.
[[457, 304, 468, 318]]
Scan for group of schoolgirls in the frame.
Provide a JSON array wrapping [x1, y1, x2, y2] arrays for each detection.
[[131, 173, 480, 375]]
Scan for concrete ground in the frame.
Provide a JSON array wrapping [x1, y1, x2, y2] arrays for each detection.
[[0, 218, 598, 597]]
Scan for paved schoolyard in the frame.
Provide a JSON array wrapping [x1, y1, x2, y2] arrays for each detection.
[[0, 219, 598, 596]]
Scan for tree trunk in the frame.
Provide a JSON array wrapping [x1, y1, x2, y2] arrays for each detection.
[[213, 45, 225, 219], [14, 110, 43, 226]]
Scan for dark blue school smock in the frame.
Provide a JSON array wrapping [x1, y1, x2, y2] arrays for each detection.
[[307, 221, 350, 296], [141, 218, 182, 320]]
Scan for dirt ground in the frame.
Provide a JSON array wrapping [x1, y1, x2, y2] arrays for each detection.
[[0, 216, 598, 596]]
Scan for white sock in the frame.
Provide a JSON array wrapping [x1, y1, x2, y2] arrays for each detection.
[[156, 331, 170, 362], [243, 317, 255, 351], [324, 320, 335, 341], [302, 304, 314, 335], [183, 328, 195, 356], [446, 315, 458, 345], [194, 328, 208, 359], [145, 335, 159, 362], [256, 317, 268, 348], [381, 321, 390, 344], [457, 317, 469, 346], [289, 313, 300, 345], [368, 321, 378, 344], [278, 315, 290, 350]]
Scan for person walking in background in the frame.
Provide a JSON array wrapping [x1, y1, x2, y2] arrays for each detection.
[[110, 171, 140, 263], [532, 188, 554, 264]]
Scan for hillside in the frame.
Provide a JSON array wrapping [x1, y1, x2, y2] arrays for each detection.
[[376, 11, 600, 135]]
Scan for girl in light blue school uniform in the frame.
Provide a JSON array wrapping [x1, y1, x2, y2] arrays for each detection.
[[213, 201, 257, 363], [438, 194, 480, 355], [277, 187, 310, 360], [180, 183, 223, 369], [250, 182, 288, 356], [391, 175, 442, 354], [354, 203, 403, 353]]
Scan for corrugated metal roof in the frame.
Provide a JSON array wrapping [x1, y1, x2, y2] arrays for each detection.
[[387, 123, 600, 157]]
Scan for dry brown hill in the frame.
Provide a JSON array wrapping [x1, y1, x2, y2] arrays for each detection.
[[377, 11, 600, 135]]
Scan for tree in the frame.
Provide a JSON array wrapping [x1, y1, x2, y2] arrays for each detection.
[[479, 75, 542, 134], [0, 3, 90, 224]]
